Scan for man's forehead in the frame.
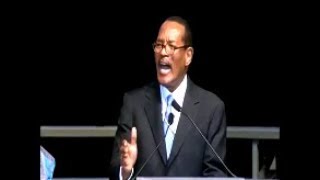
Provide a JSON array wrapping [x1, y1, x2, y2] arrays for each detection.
[[160, 21, 184, 33], [157, 22, 184, 43]]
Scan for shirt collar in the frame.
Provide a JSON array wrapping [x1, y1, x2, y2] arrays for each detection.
[[160, 74, 188, 112]]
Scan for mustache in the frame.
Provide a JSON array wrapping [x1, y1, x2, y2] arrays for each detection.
[[159, 58, 171, 65]]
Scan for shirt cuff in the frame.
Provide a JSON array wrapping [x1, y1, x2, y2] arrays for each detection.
[[119, 166, 134, 180]]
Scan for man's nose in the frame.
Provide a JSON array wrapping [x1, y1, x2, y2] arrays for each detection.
[[160, 45, 168, 56]]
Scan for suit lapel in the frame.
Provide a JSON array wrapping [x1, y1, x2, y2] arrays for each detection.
[[144, 84, 167, 165], [166, 79, 200, 168]]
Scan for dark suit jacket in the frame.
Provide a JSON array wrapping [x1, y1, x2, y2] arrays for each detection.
[[109, 77, 227, 179]]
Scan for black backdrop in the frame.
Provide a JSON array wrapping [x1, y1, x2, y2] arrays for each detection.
[[39, 3, 282, 178]]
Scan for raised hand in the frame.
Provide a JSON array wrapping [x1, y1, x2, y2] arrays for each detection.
[[120, 127, 138, 179]]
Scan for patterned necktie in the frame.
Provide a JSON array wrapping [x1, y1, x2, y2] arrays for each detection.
[[164, 94, 174, 159]]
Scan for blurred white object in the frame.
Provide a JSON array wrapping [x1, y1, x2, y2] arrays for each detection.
[[40, 146, 56, 180]]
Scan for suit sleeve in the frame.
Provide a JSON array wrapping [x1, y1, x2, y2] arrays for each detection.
[[109, 93, 133, 180], [202, 100, 228, 177]]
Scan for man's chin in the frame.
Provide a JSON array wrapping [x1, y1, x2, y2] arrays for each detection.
[[157, 76, 172, 87]]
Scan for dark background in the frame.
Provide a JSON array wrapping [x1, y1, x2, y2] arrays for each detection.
[[39, 3, 282, 178]]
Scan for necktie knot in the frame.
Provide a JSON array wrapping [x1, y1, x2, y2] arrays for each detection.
[[166, 94, 173, 107]]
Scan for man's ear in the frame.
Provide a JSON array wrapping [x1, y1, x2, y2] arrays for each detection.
[[185, 47, 194, 66]]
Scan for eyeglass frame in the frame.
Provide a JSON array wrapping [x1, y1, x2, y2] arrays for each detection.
[[152, 42, 190, 55]]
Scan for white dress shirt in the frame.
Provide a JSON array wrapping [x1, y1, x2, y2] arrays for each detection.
[[160, 74, 188, 150]]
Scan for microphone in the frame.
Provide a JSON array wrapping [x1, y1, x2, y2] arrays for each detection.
[[132, 113, 174, 179], [171, 100, 237, 178]]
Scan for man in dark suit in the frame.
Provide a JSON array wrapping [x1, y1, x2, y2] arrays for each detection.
[[109, 16, 227, 180]]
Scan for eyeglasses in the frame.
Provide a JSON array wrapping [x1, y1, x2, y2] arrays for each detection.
[[152, 43, 190, 55]]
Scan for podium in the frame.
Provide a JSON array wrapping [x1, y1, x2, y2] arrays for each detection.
[[137, 178, 275, 180], [53, 178, 277, 180], [137, 178, 245, 180]]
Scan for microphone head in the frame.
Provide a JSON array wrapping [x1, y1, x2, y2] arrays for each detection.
[[168, 113, 174, 125], [171, 100, 181, 112]]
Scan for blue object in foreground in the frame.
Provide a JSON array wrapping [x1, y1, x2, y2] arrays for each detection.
[[40, 146, 56, 180]]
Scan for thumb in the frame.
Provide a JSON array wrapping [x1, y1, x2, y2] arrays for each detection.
[[131, 127, 137, 145]]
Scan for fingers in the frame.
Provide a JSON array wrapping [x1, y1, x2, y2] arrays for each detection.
[[120, 127, 137, 158], [120, 140, 128, 164], [131, 127, 137, 145], [120, 127, 137, 159], [120, 139, 128, 154], [120, 128, 138, 169]]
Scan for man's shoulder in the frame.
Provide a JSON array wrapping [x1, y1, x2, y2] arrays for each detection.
[[124, 81, 157, 98], [191, 81, 224, 105]]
